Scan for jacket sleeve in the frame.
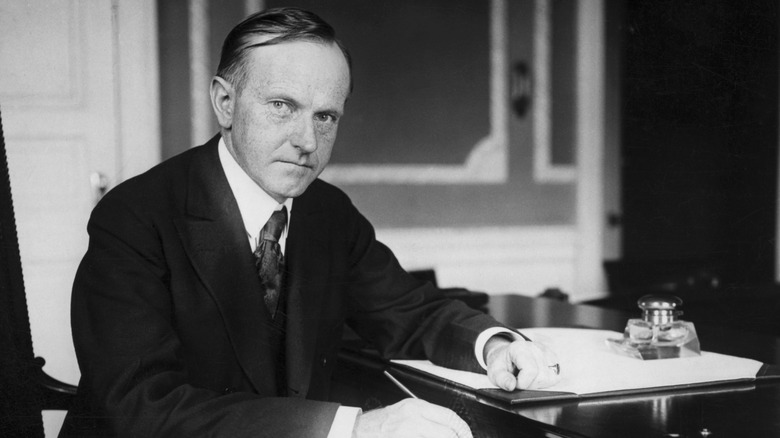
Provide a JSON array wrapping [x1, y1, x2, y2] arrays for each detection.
[[65, 193, 338, 437], [337, 196, 509, 374]]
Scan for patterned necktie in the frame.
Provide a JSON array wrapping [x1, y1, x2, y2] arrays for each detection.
[[254, 206, 287, 319]]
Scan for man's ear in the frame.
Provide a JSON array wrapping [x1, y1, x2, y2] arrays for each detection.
[[210, 76, 235, 129]]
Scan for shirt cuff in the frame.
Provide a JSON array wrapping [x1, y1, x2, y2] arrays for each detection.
[[326, 406, 362, 438], [474, 327, 527, 369]]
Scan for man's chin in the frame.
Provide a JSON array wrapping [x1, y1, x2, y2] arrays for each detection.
[[267, 180, 315, 201], [262, 166, 323, 200]]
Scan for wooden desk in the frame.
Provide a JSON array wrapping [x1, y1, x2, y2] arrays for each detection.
[[330, 295, 780, 437]]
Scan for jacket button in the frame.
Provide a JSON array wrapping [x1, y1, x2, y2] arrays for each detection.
[[320, 355, 328, 367], [223, 387, 235, 394]]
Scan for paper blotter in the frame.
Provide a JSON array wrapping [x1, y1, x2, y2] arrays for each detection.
[[392, 327, 777, 405]]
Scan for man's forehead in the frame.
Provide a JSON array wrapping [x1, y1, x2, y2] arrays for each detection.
[[242, 37, 351, 102], [245, 38, 346, 71], [245, 37, 349, 77]]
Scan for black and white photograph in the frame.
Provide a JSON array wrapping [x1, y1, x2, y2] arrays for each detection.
[[1, 1, 779, 437]]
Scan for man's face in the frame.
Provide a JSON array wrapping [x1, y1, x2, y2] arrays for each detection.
[[219, 39, 351, 202]]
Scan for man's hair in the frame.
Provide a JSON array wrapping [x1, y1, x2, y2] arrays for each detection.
[[216, 7, 352, 93]]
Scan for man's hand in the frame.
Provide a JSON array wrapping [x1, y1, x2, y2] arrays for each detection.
[[484, 336, 561, 391], [353, 398, 472, 438]]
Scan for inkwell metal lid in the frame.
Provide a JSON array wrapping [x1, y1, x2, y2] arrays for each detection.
[[638, 294, 683, 325]]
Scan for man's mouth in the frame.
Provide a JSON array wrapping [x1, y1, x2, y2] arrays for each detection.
[[279, 160, 314, 170]]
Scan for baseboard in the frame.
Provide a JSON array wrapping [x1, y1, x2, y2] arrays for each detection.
[[375, 225, 578, 297]]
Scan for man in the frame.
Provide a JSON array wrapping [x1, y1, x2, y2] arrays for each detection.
[[61, 7, 559, 437]]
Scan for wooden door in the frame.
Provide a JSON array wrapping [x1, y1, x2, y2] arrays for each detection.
[[0, 0, 159, 434]]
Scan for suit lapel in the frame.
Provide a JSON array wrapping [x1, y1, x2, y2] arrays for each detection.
[[173, 139, 278, 395]]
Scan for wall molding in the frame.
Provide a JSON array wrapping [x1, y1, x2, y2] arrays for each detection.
[[320, 0, 509, 185], [188, 0, 213, 146], [574, 0, 607, 299], [1, 0, 84, 108], [116, 0, 161, 180], [245, 0, 265, 14], [533, 0, 576, 183]]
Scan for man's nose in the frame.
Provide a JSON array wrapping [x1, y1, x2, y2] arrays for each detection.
[[291, 115, 317, 153]]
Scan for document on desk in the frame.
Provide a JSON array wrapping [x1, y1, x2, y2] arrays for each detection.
[[392, 327, 776, 405]]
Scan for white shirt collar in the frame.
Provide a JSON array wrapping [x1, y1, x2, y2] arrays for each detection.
[[218, 137, 292, 252]]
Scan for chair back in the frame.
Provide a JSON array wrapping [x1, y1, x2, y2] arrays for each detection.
[[0, 108, 77, 437]]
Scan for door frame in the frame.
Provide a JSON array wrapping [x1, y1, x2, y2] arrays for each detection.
[[575, 0, 608, 301], [114, 0, 161, 180]]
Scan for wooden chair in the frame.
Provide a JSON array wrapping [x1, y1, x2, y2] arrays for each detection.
[[0, 108, 77, 437]]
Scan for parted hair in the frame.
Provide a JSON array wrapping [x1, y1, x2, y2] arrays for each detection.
[[216, 7, 353, 92]]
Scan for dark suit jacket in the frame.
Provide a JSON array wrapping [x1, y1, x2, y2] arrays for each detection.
[[60, 136, 504, 437]]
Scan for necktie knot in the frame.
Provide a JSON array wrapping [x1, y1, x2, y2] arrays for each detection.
[[261, 206, 287, 243]]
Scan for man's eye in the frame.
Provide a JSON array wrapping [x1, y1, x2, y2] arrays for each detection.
[[315, 113, 337, 124], [270, 101, 292, 114]]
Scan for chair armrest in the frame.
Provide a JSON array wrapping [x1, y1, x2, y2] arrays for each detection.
[[32, 357, 77, 411]]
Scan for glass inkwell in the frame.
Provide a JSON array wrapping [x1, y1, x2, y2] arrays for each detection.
[[607, 294, 701, 360]]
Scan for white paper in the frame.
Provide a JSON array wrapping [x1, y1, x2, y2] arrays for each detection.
[[392, 327, 764, 395]]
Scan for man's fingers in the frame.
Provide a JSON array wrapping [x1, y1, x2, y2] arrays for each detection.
[[510, 342, 542, 389], [417, 401, 473, 438], [489, 368, 518, 391], [356, 398, 473, 438], [486, 340, 537, 390], [485, 344, 519, 390], [516, 342, 563, 389], [531, 343, 563, 388], [486, 340, 563, 391]]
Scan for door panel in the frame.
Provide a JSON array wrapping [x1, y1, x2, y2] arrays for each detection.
[[1, 0, 159, 434], [2, 0, 117, 386]]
